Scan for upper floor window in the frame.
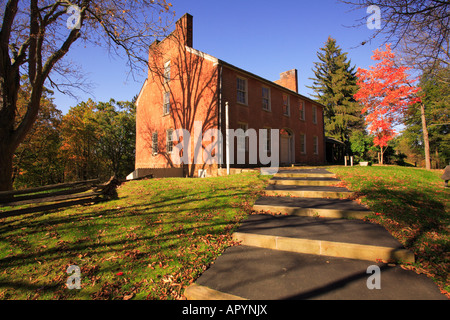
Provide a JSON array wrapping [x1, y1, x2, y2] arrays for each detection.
[[163, 92, 170, 115], [282, 94, 290, 116], [299, 101, 305, 120], [164, 61, 171, 83], [262, 87, 271, 111], [237, 77, 248, 105], [312, 105, 317, 124]]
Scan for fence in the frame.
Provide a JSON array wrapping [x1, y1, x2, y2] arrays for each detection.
[[0, 177, 120, 218]]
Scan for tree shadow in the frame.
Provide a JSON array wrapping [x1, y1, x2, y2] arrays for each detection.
[[140, 18, 219, 177], [360, 185, 448, 250]]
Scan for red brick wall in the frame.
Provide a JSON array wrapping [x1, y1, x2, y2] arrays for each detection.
[[135, 14, 220, 176], [220, 65, 325, 166], [135, 14, 325, 176]]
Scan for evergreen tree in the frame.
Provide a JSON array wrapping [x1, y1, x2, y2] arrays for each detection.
[[308, 37, 364, 151]]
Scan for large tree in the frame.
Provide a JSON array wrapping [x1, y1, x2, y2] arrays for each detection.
[[341, 0, 450, 83], [354, 44, 421, 165], [308, 37, 364, 151], [13, 79, 63, 188], [403, 66, 450, 168], [60, 98, 136, 181], [0, 0, 173, 191]]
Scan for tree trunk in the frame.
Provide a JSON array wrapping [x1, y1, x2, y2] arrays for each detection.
[[420, 102, 431, 170], [0, 142, 14, 191], [380, 147, 384, 165]]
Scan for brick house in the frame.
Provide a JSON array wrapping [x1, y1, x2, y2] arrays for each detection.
[[133, 13, 325, 178]]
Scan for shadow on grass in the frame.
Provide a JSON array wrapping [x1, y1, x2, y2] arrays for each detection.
[[360, 186, 448, 250], [0, 184, 255, 299]]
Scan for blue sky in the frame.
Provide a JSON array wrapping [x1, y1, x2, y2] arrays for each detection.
[[52, 0, 385, 114]]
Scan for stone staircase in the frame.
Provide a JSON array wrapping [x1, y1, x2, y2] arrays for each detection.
[[234, 167, 414, 264], [184, 167, 447, 300]]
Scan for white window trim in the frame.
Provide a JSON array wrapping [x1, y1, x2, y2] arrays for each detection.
[[300, 133, 306, 154], [313, 136, 319, 155], [283, 94, 290, 116], [299, 101, 305, 120], [166, 129, 174, 154], [164, 60, 171, 83], [152, 132, 158, 156], [237, 77, 248, 106], [163, 92, 170, 115], [262, 86, 271, 112]]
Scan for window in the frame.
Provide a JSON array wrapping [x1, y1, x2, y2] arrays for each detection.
[[300, 133, 306, 154], [237, 77, 247, 105], [313, 136, 319, 155], [164, 61, 171, 83], [237, 123, 248, 152], [262, 87, 271, 111], [152, 132, 158, 155], [299, 101, 305, 120], [312, 106, 317, 124], [163, 92, 170, 115], [283, 94, 290, 116], [166, 129, 173, 154]]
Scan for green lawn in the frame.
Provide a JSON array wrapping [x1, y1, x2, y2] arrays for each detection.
[[327, 165, 449, 296], [1, 166, 448, 299], [0, 172, 271, 300]]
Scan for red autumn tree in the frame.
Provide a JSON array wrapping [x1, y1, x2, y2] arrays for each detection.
[[354, 44, 421, 164]]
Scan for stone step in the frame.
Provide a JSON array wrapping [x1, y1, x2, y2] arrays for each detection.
[[253, 196, 371, 219], [264, 184, 354, 199], [232, 232, 414, 263], [186, 245, 445, 300], [269, 177, 341, 186], [275, 168, 336, 179], [233, 214, 415, 263], [275, 172, 337, 178]]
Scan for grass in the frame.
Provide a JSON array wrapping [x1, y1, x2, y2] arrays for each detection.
[[327, 165, 450, 296], [2, 165, 448, 299], [0, 172, 271, 300]]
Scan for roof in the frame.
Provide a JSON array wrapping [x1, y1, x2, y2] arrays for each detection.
[[183, 45, 325, 110]]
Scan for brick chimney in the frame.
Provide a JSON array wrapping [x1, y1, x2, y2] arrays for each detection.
[[274, 69, 298, 93], [175, 13, 193, 47]]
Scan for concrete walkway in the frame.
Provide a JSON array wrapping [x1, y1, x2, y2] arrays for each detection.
[[184, 167, 447, 300]]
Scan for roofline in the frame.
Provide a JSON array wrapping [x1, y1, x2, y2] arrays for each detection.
[[135, 78, 148, 107], [217, 59, 325, 109], [183, 46, 324, 109]]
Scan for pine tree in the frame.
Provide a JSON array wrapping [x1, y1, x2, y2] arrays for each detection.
[[308, 37, 364, 150]]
